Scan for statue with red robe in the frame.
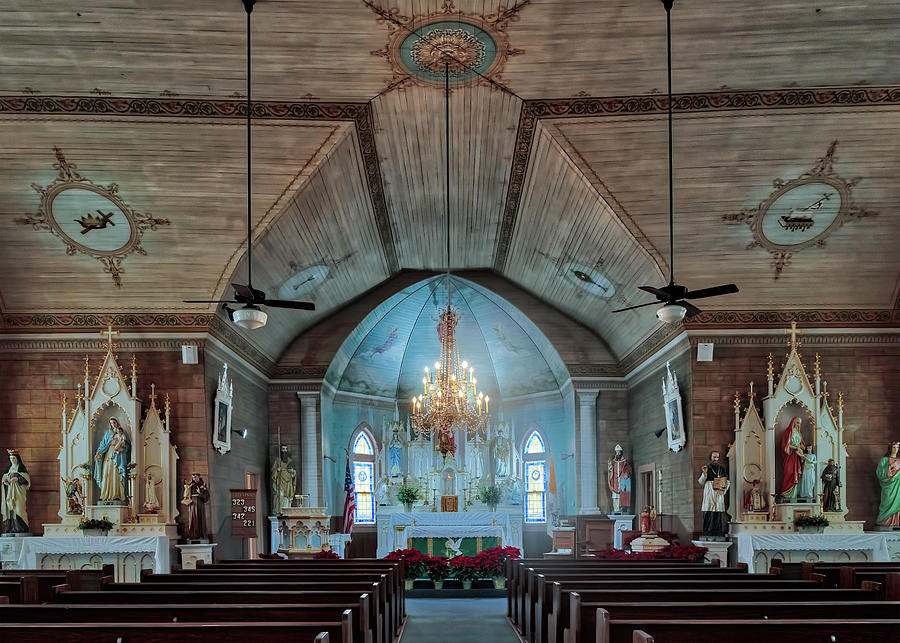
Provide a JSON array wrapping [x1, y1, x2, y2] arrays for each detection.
[[780, 417, 804, 500]]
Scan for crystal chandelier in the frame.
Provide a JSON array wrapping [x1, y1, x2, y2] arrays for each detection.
[[409, 302, 489, 457]]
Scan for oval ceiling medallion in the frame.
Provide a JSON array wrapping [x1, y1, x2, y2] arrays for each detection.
[[399, 20, 497, 84], [278, 263, 329, 299], [563, 262, 615, 298]]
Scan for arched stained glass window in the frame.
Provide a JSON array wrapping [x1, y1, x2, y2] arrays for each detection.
[[523, 429, 547, 523], [350, 428, 376, 524]]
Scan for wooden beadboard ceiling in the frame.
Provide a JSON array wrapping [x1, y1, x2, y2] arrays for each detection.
[[1, 0, 899, 364]]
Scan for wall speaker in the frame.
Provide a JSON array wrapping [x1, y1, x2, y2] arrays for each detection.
[[697, 342, 714, 362], [181, 345, 199, 365]]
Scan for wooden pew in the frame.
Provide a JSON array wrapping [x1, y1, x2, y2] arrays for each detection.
[[595, 610, 900, 643], [54, 588, 382, 643], [839, 569, 900, 599], [771, 559, 900, 579], [566, 598, 900, 643], [0, 576, 38, 604], [0, 602, 371, 643], [0, 620, 342, 643], [543, 578, 823, 643]]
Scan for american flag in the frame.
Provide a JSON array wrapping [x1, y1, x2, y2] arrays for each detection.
[[342, 457, 355, 534]]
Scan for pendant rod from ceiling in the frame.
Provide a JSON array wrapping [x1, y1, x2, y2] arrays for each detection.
[[664, 0, 675, 286], [243, 0, 255, 289]]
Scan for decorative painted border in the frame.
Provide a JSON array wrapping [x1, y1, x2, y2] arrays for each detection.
[[566, 363, 623, 377], [1, 312, 213, 331], [619, 323, 684, 375], [687, 334, 900, 347], [0, 338, 202, 352], [272, 364, 329, 379], [494, 86, 900, 271], [684, 309, 900, 328], [0, 97, 398, 273], [208, 315, 275, 378]]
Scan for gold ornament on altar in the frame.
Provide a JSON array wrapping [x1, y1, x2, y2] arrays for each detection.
[[409, 305, 489, 458]]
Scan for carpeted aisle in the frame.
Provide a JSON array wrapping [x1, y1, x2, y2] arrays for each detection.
[[401, 598, 520, 642]]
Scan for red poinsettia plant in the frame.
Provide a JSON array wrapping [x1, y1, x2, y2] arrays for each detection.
[[474, 545, 521, 577], [385, 548, 429, 579], [449, 555, 481, 582], [314, 547, 340, 560], [424, 555, 450, 581], [595, 543, 707, 562]]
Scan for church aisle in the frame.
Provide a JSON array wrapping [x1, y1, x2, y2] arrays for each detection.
[[401, 598, 520, 643]]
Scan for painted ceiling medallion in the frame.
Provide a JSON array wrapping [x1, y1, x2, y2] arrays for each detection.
[[17, 148, 170, 287], [366, 1, 528, 88], [723, 141, 875, 279]]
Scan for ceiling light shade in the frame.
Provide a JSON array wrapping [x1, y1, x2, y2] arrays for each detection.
[[232, 306, 267, 330], [656, 303, 686, 325]]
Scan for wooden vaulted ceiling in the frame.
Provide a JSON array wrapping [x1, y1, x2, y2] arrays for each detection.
[[1, 0, 899, 372]]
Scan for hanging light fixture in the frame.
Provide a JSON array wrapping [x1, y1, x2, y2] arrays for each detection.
[[408, 64, 489, 458]]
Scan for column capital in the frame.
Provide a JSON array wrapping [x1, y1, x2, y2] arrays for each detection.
[[574, 387, 600, 405]]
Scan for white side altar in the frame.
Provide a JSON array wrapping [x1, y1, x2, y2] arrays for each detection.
[[736, 533, 889, 573], [376, 507, 523, 558], [17, 535, 170, 580]]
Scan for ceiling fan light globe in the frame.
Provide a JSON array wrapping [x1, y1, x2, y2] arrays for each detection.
[[232, 307, 268, 330], [656, 303, 686, 325]]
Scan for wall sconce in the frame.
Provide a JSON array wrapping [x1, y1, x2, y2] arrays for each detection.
[[233, 428, 248, 439]]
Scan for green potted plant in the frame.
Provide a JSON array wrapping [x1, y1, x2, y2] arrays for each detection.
[[397, 484, 420, 512], [794, 514, 829, 534], [77, 517, 114, 536], [478, 485, 502, 511], [449, 555, 480, 590]]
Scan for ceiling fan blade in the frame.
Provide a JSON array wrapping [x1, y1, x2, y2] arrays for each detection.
[[638, 286, 668, 299], [264, 299, 316, 311], [183, 299, 239, 304], [683, 284, 739, 300], [612, 301, 661, 313], [681, 301, 703, 318], [232, 283, 255, 300]]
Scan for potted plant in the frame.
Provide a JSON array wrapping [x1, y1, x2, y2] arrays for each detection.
[[794, 514, 829, 534], [385, 548, 427, 589], [314, 547, 340, 559], [478, 485, 502, 511], [449, 555, 480, 590], [425, 555, 450, 589], [396, 484, 420, 512], [475, 545, 520, 589], [77, 517, 114, 536]]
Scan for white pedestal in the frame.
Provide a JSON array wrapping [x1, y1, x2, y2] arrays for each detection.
[[631, 535, 668, 553], [608, 514, 635, 549], [735, 533, 889, 572], [693, 539, 733, 566], [0, 536, 27, 569], [16, 535, 171, 581], [177, 543, 217, 569]]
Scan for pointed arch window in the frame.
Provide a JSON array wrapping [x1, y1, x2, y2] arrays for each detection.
[[351, 428, 376, 524], [523, 430, 546, 523]]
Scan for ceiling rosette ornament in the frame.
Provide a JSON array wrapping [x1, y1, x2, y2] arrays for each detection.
[[722, 141, 876, 279], [366, 0, 528, 88], [17, 147, 170, 287]]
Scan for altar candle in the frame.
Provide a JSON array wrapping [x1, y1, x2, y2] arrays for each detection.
[[485, 395, 490, 414], [472, 377, 477, 395], [423, 376, 428, 394]]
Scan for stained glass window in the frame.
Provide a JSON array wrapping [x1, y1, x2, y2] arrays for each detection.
[[523, 430, 546, 523], [351, 430, 376, 524]]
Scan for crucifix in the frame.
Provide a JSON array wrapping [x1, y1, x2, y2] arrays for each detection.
[[784, 321, 803, 350], [100, 323, 119, 351], [149, 383, 157, 403]]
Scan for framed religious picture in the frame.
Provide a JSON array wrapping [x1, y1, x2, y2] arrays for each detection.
[[662, 361, 686, 452], [212, 363, 233, 455]]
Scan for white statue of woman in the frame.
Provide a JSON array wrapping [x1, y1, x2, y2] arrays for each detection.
[[799, 444, 817, 501], [143, 472, 160, 513], [94, 417, 131, 502]]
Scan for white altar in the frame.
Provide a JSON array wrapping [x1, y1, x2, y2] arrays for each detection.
[[376, 507, 523, 558], [736, 533, 890, 573], [16, 535, 170, 581]]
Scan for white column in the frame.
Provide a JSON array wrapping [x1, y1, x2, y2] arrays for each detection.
[[297, 391, 322, 508], [575, 388, 601, 514]]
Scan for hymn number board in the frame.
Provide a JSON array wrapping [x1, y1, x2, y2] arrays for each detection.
[[230, 488, 258, 537]]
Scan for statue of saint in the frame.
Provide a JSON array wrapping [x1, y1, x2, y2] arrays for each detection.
[[746, 479, 766, 512], [607, 445, 632, 514], [799, 444, 817, 501], [182, 473, 210, 541], [143, 472, 160, 513], [2, 450, 30, 534], [63, 476, 84, 515], [94, 417, 131, 502], [493, 424, 512, 478], [639, 506, 658, 534], [876, 441, 900, 527], [271, 445, 297, 513], [820, 458, 841, 512], [375, 476, 390, 506], [698, 450, 729, 539], [780, 417, 804, 500], [388, 428, 403, 477]]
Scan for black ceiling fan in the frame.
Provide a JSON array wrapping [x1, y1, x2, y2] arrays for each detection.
[[183, 0, 314, 329], [612, 0, 737, 323]]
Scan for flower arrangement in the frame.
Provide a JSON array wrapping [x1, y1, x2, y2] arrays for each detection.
[[396, 485, 420, 509], [77, 517, 114, 531], [595, 543, 707, 562], [314, 548, 340, 560], [385, 548, 428, 579], [425, 556, 450, 582], [448, 555, 481, 583], [474, 545, 520, 578], [794, 515, 829, 528], [478, 485, 502, 509]]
